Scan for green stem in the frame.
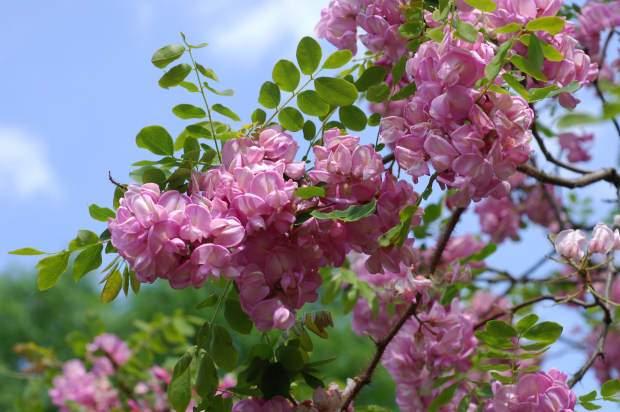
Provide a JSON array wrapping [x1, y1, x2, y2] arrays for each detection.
[[302, 107, 337, 161], [210, 281, 232, 324], [264, 76, 315, 127], [184, 40, 221, 162]]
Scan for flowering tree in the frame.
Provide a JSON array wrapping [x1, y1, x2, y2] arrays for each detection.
[[9, 0, 620, 410]]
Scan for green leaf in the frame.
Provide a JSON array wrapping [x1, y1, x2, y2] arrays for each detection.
[[464, 0, 496, 12], [527, 34, 544, 72], [314, 77, 358, 107], [297, 90, 330, 116], [9, 247, 46, 256], [168, 352, 192, 412], [495, 22, 522, 34], [36, 251, 70, 290], [355, 66, 387, 92], [311, 199, 376, 222], [391, 84, 416, 101], [423, 203, 442, 224], [260, 363, 291, 398], [141, 167, 167, 186], [172, 104, 206, 119], [368, 112, 381, 126], [212, 103, 240, 121], [204, 83, 234, 96], [224, 298, 253, 334], [339, 105, 367, 131], [455, 19, 478, 43], [296, 36, 322, 75], [429, 383, 459, 412], [251, 108, 267, 124], [392, 55, 408, 83], [295, 186, 325, 199], [136, 126, 174, 156], [526, 16, 565, 35], [601, 379, 620, 399], [523, 321, 562, 343], [196, 293, 219, 309], [515, 314, 539, 334], [273, 59, 300, 92], [580, 391, 597, 403], [178, 81, 199, 93], [322, 49, 353, 69], [211, 325, 238, 371], [68, 230, 100, 251], [88, 204, 115, 222], [73, 244, 103, 281], [503, 73, 530, 99], [159, 63, 192, 88], [557, 112, 600, 128], [486, 320, 518, 338], [278, 107, 305, 131], [303, 120, 316, 140], [485, 40, 513, 81], [511, 55, 547, 81], [581, 401, 602, 410], [197, 64, 218, 81], [196, 354, 218, 398], [426, 26, 445, 42], [100, 269, 122, 303], [151, 44, 185, 68], [366, 82, 391, 103], [258, 81, 281, 109]]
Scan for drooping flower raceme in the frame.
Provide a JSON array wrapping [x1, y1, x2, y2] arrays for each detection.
[[487, 369, 577, 412]]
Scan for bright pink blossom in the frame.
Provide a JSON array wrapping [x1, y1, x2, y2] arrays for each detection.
[[488, 369, 576, 412]]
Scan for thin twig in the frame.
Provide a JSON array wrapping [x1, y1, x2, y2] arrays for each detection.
[[339, 208, 466, 411], [518, 163, 620, 189], [108, 171, 127, 190], [531, 119, 589, 175]]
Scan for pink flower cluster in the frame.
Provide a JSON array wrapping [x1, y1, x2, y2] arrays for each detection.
[[559, 132, 593, 164], [575, 0, 620, 59], [233, 384, 353, 411], [487, 369, 577, 412], [475, 179, 563, 243], [49, 359, 120, 412], [382, 300, 478, 411], [50, 334, 130, 412], [554, 223, 620, 262], [316, 0, 407, 63], [110, 128, 420, 330], [380, 31, 533, 206], [481, 0, 598, 108]]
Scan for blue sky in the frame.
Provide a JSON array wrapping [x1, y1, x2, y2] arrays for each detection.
[[1, 0, 619, 407]]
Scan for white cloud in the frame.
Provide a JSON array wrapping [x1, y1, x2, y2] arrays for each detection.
[[0, 127, 60, 200], [202, 0, 325, 62]]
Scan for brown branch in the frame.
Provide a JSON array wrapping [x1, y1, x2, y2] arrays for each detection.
[[474, 294, 595, 330], [593, 31, 620, 140], [108, 171, 127, 190], [568, 267, 614, 388], [517, 163, 620, 189], [339, 208, 466, 411], [531, 119, 589, 175]]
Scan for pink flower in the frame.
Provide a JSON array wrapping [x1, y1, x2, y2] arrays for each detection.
[[309, 128, 383, 205], [87, 333, 131, 368], [475, 197, 521, 243], [488, 369, 576, 412], [589, 223, 616, 254], [554, 229, 587, 261], [233, 396, 293, 412], [558, 133, 593, 163], [315, 0, 361, 53], [49, 360, 120, 412]]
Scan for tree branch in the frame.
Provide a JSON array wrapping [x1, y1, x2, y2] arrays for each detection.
[[517, 163, 620, 189], [531, 119, 589, 175], [339, 208, 466, 411]]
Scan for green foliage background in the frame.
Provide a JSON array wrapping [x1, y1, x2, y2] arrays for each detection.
[[0, 270, 395, 411]]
